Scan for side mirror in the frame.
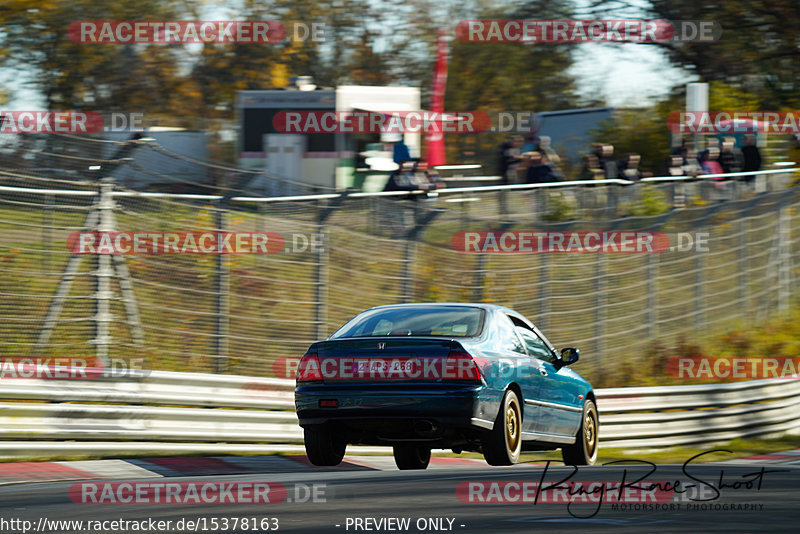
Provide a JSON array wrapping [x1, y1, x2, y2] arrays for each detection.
[[560, 347, 579, 366]]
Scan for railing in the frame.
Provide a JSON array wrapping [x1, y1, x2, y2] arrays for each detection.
[[1, 167, 796, 202], [0, 371, 797, 458]]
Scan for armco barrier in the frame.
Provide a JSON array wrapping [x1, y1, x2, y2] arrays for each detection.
[[0, 370, 798, 458]]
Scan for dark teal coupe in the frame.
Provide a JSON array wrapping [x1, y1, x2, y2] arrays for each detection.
[[294, 303, 597, 469]]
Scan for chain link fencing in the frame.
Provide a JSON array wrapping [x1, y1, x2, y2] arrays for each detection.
[[1, 134, 798, 387]]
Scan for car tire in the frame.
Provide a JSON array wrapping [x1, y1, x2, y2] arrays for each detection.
[[561, 400, 599, 466], [304, 425, 346, 466], [482, 389, 522, 466], [393, 445, 431, 470]]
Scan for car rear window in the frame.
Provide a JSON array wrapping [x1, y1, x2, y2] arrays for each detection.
[[330, 306, 485, 339]]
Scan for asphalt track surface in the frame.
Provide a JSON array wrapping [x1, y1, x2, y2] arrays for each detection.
[[1, 461, 798, 534]]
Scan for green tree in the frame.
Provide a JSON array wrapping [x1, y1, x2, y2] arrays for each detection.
[[445, 0, 579, 169], [644, 0, 800, 108], [0, 0, 201, 114]]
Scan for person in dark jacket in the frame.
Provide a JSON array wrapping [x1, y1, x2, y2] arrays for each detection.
[[498, 136, 522, 184], [384, 161, 429, 192], [718, 140, 742, 175], [525, 152, 558, 183], [741, 135, 761, 183]]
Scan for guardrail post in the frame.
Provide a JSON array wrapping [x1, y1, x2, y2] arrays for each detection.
[[214, 202, 229, 373]]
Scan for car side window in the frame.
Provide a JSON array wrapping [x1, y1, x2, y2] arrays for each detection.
[[515, 326, 556, 364], [496, 314, 526, 355]]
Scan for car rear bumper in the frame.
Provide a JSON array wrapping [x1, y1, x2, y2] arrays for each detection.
[[294, 384, 493, 428]]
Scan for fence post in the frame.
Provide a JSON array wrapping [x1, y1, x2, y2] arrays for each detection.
[[92, 178, 115, 367], [401, 239, 415, 303], [595, 254, 606, 383], [314, 205, 329, 340], [777, 205, 791, 312], [43, 192, 53, 273], [738, 218, 748, 312], [473, 254, 484, 302], [647, 252, 658, 339], [404, 201, 442, 303], [695, 243, 705, 332], [214, 202, 229, 373], [538, 254, 549, 331]]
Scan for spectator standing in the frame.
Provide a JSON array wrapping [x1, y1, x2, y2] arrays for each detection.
[[538, 136, 565, 180], [414, 161, 446, 190], [521, 134, 537, 153], [666, 155, 686, 177], [672, 138, 689, 163], [498, 136, 522, 184], [699, 147, 724, 176], [384, 161, 428, 192], [581, 154, 604, 181], [741, 135, 761, 184], [393, 138, 411, 165], [618, 154, 642, 181], [525, 152, 558, 184], [599, 144, 618, 180], [682, 149, 703, 177], [718, 140, 742, 175]]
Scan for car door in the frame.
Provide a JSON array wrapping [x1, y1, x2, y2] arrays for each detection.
[[493, 313, 541, 435], [513, 322, 583, 438]]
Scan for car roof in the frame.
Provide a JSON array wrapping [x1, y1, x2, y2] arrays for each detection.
[[367, 302, 515, 314]]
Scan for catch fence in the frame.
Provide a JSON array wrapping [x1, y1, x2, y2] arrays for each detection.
[[1, 135, 798, 387]]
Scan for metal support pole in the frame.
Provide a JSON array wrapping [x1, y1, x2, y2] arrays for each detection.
[[647, 252, 658, 339], [214, 204, 229, 373], [43, 192, 53, 273], [92, 179, 116, 366], [401, 239, 415, 303], [473, 254, 484, 302], [595, 254, 606, 383], [538, 254, 549, 331], [695, 246, 705, 332], [777, 206, 791, 312], [738, 218, 747, 312], [314, 227, 329, 340]]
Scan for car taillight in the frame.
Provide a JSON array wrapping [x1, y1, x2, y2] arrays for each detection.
[[296, 352, 322, 382], [445, 349, 482, 382]]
